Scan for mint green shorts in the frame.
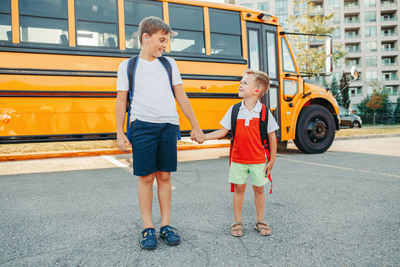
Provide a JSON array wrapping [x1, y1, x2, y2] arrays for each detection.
[[228, 162, 268, 187]]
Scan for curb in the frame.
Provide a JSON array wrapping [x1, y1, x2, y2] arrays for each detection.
[[0, 143, 230, 162], [1, 133, 399, 162]]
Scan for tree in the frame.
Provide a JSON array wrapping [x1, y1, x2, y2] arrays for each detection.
[[357, 83, 392, 124], [340, 73, 350, 109], [330, 75, 342, 105], [286, 0, 346, 74], [394, 97, 400, 123]]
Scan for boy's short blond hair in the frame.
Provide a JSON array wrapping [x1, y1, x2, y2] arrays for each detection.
[[245, 69, 270, 98], [138, 16, 175, 44]]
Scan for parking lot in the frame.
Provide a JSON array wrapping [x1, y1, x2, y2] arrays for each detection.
[[1, 137, 399, 266]]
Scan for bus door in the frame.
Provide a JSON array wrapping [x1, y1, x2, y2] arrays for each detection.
[[246, 23, 281, 141]]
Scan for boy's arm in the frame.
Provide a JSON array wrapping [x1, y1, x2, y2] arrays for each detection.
[[204, 127, 229, 141], [115, 90, 131, 152], [265, 131, 277, 177], [173, 84, 204, 143]]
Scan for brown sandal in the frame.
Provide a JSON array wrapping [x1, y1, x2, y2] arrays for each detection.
[[255, 221, 271, 236], [230, 222, 243, 237]]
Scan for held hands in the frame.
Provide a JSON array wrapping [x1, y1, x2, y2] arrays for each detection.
[[117, 133, 131, 152], [190, 127, 205, 144]]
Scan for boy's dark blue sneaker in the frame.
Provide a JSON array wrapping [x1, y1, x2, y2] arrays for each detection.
[[139, 228, 157, 250], [159, 225, 180, 246]]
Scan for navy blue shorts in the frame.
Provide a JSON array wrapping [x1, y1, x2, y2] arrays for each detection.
[[129, 119, 179, 177]]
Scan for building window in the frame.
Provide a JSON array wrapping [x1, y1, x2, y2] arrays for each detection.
[[275, 0, 288, 28], [382, 71, 397, 81], [124, 0, 162, 50], [257, 2, 269, 12], [365, 56, 377, 67], [19, 0, 68, 45], [350, 87, 362, 96], [76, 0, 118, 48], [383, 85, 398, 95], [209, 8, 242, 57], [365, 41, 377, 52], [365, 26, 377, 37], [365, 11, 376, 22], [328, 0, 340, 9], [365, 71, 378, 81], [240, 3, 253, 8], [333, 28, 340, 38], [364, 0, 376, 7], [346, 43, 360, 53], [332, 13, 340, 24], [382, 56, 396, 66]]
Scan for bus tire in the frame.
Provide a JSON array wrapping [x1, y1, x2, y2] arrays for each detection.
[[294, 105, 336, 154]]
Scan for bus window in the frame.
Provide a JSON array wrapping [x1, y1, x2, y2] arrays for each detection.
[[0, 0, 11, 42], [268, 87, 278, 109], [209, 9, 241, 57], [19, 0, 68, 45], [76, 0, 118, 48], [266, 32, 277, 79], [124, 0, 162, 50], [281, 37, 296, 73], [169, 3, 205, 54], [248, 29, 260, 70]]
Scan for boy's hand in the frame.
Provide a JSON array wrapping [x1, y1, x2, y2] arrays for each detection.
[[191, 127, 205, 144], [264, 162, 274, 177], [117, 133, 131, 152]]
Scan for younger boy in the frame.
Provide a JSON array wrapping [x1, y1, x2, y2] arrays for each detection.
[[204, 69, 278, 237], [115, 17, 204, 250]]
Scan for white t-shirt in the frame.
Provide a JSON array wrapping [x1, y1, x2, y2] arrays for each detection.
[[116, 56, 183, 125]]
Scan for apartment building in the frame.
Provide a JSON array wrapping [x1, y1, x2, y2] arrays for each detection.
[[227, 0, 400, 109]]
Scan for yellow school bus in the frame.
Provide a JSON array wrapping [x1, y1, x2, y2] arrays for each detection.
[[0, 0, 339, 153]]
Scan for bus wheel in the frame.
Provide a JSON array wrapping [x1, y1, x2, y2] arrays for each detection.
[[294, 105, 335, 154]]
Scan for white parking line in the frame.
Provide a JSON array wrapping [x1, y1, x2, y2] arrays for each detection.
[[281, 157, 400, 179], [102, 155, 128, 168]]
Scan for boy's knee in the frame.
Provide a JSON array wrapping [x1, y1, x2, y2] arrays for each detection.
[[140, 173, 155, 184], [156, 171, 171, 183], [253, 185, 265, 195], [234, 184, 246, 193]]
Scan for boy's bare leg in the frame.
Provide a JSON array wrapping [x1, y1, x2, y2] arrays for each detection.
[[252, 185, 265, 221], [233, 184, 246, 222], [155, 171, 172, 227], [138, 173, 156, 228]]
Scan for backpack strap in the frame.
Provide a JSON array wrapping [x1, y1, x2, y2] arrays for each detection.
[[126, 56, 139, 141], [158, 56, 174, 97], [260, 103, 272, 194], [229, 102, 241, 193]]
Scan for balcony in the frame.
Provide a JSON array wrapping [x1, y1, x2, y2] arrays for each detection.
[[381, 47, 397, 52], [345, 33, 360, 38], [382, 75, 398, 81], [381, 16, 397, 21], [345, 18, 360, 23], [344, 2, 359, 9], [381, 30, 397, 38], [381, 0, 397, 8]]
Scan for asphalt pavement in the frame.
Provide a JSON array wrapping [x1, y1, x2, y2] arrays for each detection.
[[0, 137, 399, 266]]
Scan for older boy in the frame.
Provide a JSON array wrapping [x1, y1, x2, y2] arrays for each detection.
[[115, 17, 204, 250], [204, 69, 278, 237]]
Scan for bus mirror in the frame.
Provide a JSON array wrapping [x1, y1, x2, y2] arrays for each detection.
[[350, 66, 359, 81]]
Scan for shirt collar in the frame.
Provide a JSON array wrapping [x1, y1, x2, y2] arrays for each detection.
[[239, 100, 262, 113]]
